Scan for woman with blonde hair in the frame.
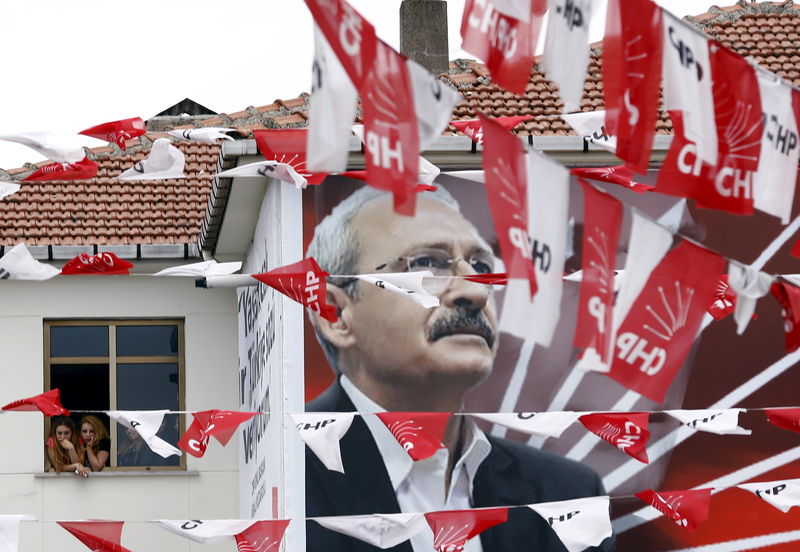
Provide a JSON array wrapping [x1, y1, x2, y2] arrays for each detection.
[[46, 417, 87, 477], [79, 415, 111, 471]]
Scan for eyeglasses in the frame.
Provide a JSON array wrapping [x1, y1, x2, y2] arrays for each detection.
[[374, 248, 495, 294]]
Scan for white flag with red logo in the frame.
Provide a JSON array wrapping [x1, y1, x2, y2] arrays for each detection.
[[178, 410, 257, 458], [541, 0, 596, 113], [313, 513, 428, 549], [562, 111, 617, 153], [354, 271, 439, 308], [666, 408, 751, 435], [375, 412, 450, 461], [291, 412, 355, 473], [0, 515, 33, 552], [579, 412, 650, 463], [117, 138, 185, 181], [167, 127, 234, 144], [635, 488, 712, 531], [234, 520, 290, 552], [156, 519, 255, 544], [529, 496, 612, 552], [252, 257, 338, 322], [471, 411, 581, 438], [107, 410, 181, 458], [738, 478, 800, 513], [0, 243, 59, 281], [425, 508, 508, 552]]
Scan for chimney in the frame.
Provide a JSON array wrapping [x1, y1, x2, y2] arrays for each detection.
[[399, 0, 449, 75]]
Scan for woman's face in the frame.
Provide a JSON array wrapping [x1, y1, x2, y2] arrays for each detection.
[[55, 425, 72, 441], [81, 423, 95, 444]]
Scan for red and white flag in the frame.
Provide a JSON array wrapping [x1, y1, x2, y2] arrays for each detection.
[[178, 410, 257, 458], [79, 117, 146, 150], [61, 252, 133, 275], [291, 412, 355, 473], [156, 519, 255, 544], [2, 388, 69, 416], [313, 513, 428, 549], [707, 274, 737, 321], [23, 158, 99, 182], [252, 257, 337, 322], [234, 520, 290, 552], [471, 411, 580, 439], [107, 410, 181, 458], [770, 281, 800, 352], [764, 408, 800, 434], [528, 496, 612, 552], [117, 138, 185, 181], [375, 412, 450, 462], [215, 160, 309, 189], [573, 182, 622, 366], [451, 116, 532, 145], [0, 243, 60, 280], [738, 478, 800, 513], [58, 521, 134, 552], [167, 127, 234, 144], [425, 508, 508, 552], [0, 515, 34, 552], [665, 408, 751, 435], [254, 128, 327, 186], [541, 0, 596, 113], [608, 241, 725, 403], [635, 488, 712, 531], [579, 412, 650, 463], [354, 272, 440, 308], [602, 0, 663, 173], [562, 110, 617, 153], [571, 166, 653, 194]]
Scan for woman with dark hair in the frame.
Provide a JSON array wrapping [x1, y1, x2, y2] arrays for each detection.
[[79, 415, 110, 471], [46, 417, 87, 477]]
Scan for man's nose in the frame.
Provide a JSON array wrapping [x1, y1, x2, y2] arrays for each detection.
[[440, 259, 490, 309]]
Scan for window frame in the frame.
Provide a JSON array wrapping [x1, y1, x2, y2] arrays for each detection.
[[44, 319, 186, 471]]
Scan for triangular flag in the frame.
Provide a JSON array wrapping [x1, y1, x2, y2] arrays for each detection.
[[728, 261, 774, 335], [22, 157, 99, 182], [0, 182, 21, 200], [178, 410, 258, 458], [58, 520, 133, 552], [562, 110, 617, 153], [354, 271, 439, 308], [707, 275, 737, 321], [635, 488, 712, 531], [770, 281, 800, 352], [571, 166, 654, 194], [425, 508, 508, 552], [2, 388, 69, 416], [167, 127, 235, 144], [251, 257, 337, 322], [463, 273, 508, 285], [254, 128, 327, 186], [61, 252, 133, 275], [313, 513, 428, 549], [234, 520, 290, 552], [0, 243, 60, 280], [579, 412, 650, 463], [155, 519, 255, 544], [375, 412, 450, 461], [450, 116, 532, 145], [291, 412, 355, 473], [0, 132, 85, 164], [764, 408, 800, 434], [117, 138, 184, 181], [738, 478, 800, 513], [79, 117, 146, 150], [107, 410, 181, 458], [215, 160, 308, 189], [665, 408, 751, 435], [0, 515, 34, 552], [154, 260, 242, 277], [529, 496, 612, 552], [471, 412, 581, 439]]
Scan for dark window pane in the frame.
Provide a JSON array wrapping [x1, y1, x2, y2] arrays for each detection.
[[50, 326, 108, 357], [116, 325, 179, 357], [50, 364, 110, 432]]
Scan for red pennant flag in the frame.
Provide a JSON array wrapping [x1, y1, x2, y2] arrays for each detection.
[[375, 412, 450, 461], [635, 488, 712, 531], [574, 182, 623, 364], [23, 157, 99, 182], [451, 116, 533, 145], [79, 117, 146, 150], [58, 521, 134, 552], [602, 0, 663, 173], [579, 412, 650, 463], [178, 410, 258, 458], [764, 408, 800, 433], [464, 273, 508, 285], [792, 237, 800, 259], [61, 252, 134, 275], [608, 241, 725, 403], [480, 113, 537, 297], [234, 520, 290, 552], [460, 0, 546, 95], [425, 508, 508, 552], [2, 388, 69, 416], [252, 257, 337, 322], [770, 282, 800, 352], [253, 129, 327, 185], [707, 274, 737, 321], [571, 166, 654, 194]]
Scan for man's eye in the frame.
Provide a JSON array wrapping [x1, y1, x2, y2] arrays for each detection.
[[471, 260, 493, 274], [409, 255, 440, 270]]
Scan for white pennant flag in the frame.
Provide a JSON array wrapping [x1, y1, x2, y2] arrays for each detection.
[[754, 72, 800, 224], [0, 133, 85, 164], [407, 59, 462, 150], [291, 413, 355, 473], [728, 261, 774, 335], [738, 478, 800, 513], [216, 160, 308, 189], [562, 111, 617, 153], [0, 182, 20, 200], [661, 11, 717, 165], [307, 26, 359, 173], [117, 138, 185, 181], [418, 156, 440, 186], [154, 260, 242, 277], [665, 408, 752, 435], [529, 496, 612, 552], [155, 519, 255, 544], [488, 0, 531, 22], [167, 128, 235, 144], [541, 0, 596, 113], [0, 515, 34, 552], [0, 243, 60, 281], [354, 271, 440, 308], [108, 410, 181, 458], [313, 513, 428, 549], [471, 412, 581, 438]]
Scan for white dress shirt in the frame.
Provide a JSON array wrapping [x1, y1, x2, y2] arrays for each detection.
[[340, 375, 492, 552]]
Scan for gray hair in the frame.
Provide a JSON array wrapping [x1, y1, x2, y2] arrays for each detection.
[[306, 186, 462, 374]]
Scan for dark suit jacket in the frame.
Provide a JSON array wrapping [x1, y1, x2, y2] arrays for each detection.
[[305, 378, 615, 552]]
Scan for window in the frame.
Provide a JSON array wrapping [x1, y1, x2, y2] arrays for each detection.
[[44, 320, 185, 471]]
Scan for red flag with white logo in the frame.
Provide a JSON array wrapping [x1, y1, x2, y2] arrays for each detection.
[[58, 521, 134, 552], [23, 157, 99, 182], [770, 281, 800, 352], [234, 520, 290, 552], [2, 388, 69, 416], [375, 412, 450, 462], [608, 241, 725, 403], [79, 117, 146, 150], [252, 257, 337, 322], [707, 274, 737, 321], [574, 182, 622, 365], [571, 166, 654, 194], [253, 129, 328, 185], [425, 508, 508, 552], [480, 113, 537, 297], [451, 116, 533, 145], [178, 410, 257, 458], [635, 488, 712, 531], [764, 408, 800, 434], [61, 252, 134, 275], [579, 412, 650, 463], [603, 0, 663, 173]]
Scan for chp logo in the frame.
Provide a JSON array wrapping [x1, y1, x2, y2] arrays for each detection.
[[668, 26, 703, 81], [466, 0, 519, 59], [555, 0, 586, 31]]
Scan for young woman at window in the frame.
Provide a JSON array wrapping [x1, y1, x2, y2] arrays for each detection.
[[79, 415, 110, 472], [46, 417, 88, 477]]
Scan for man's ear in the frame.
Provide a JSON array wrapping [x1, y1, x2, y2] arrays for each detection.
[[313, 284, 357, 350]]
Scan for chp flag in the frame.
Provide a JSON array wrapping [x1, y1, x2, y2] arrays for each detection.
[[291, 413, 355, 473], [528, 496, 612, 552]]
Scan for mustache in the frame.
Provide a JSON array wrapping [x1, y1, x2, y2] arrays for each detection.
[[427, 308, 496, 349]]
